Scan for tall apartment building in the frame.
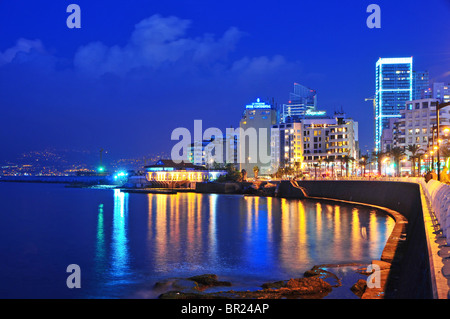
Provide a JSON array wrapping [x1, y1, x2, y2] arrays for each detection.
[[395, 98, 450, 150], [270, 121, 303, 172], [413, 71, 430, 100], [380, 98, 450, 174], [375, 57, 414, 152], [271, 112, 359, 175], [239, 98, 277, 175]]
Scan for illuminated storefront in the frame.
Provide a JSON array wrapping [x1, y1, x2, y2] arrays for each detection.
[[145, 160, 226, 182]]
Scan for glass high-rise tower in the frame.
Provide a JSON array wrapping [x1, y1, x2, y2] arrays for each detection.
[[279, 83, 317, 123], [374, 57, 413, 152]]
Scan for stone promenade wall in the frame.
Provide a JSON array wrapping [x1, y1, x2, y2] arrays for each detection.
[[282, 180, 433, 299]]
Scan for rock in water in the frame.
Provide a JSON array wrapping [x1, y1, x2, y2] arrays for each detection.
[[187, 274, 232, 290], [284, 277, 332, 294], [350, 279, 367, 298]]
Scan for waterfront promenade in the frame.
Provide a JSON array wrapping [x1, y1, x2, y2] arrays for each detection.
[[294, 176, 450, 299], [397, 177, 450, 299]]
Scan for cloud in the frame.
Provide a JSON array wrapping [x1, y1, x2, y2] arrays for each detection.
[[231, 55, 288, 75], [74, 14, 246, 77], [0, 38, 46, 66], [0, 14, 302, 160]]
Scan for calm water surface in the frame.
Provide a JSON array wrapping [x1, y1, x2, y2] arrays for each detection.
[[0, 182, 395, 298]]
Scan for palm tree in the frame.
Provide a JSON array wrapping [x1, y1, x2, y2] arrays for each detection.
[[441, 142, 450, 161], [284, 166, 294, 178], [415, 151, 425, 176], [253, 165, 259, 179], [338, 156, 344, 177], [313, 163, 319, 179], [349, 157, 356, 176], [389, 147, 405, 177], [273, 167, 284, 178], [406, 144, 420, 177], [293, 161, 302, 178], [341, 155, 354, 177], [372, 151, 385, 176], [359, 155, 368, 177], [441, 143, 450, 173], [324, 157, 333, 177], [317, 158, 323, 177]]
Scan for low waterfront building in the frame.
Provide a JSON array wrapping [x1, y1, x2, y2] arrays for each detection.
[[144, 159, 226, 183]]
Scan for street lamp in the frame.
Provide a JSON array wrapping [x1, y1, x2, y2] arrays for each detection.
[[436, 101, 450, 180]]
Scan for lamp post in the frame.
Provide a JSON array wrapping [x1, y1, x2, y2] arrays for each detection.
[[430, 124, 439, 172], [436, 101, 450, 181]]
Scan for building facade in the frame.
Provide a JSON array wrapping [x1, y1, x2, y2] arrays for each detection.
[[397, 98, 450, 148], [375, 57, 414, 152], [270, 121, 303, 173], [271, 113, 359, 176], [239, 98, 277, 176], [380, 118, 399, 153], [383, 98, 450, 174], [431, 82, 450, 103], [413, 71, 430, 100], [145, 159, 226, 183]]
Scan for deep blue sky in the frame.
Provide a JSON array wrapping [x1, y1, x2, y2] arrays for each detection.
[[1, 0, 449, 162]]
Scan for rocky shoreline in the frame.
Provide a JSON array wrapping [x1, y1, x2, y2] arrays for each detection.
[[154, 263, 374, 299]]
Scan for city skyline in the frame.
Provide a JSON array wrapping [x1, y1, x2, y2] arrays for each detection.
[[1, 1, 450, 162]]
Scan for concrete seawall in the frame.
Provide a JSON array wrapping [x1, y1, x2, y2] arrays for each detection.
[[281, 180, 433, 299]]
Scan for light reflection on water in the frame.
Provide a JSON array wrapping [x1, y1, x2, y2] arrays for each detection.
[[0, 183, 395, 298], [104, 191, 394, 298], [110, 189, 130, 282]]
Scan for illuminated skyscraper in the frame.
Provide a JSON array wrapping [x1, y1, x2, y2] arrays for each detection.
[[374, 57, 413, 151], [279, 83, 317, 123]]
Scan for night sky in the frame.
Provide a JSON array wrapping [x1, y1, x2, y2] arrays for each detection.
[[1, 0, 449, 162]]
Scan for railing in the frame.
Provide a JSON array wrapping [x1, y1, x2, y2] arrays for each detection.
[[420, 179, 450, 239]]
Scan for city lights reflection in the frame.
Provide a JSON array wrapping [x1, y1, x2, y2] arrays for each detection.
[[95, 203, 106, 270], [111, 189, 130, 280], [103, 192, 395, 292]]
